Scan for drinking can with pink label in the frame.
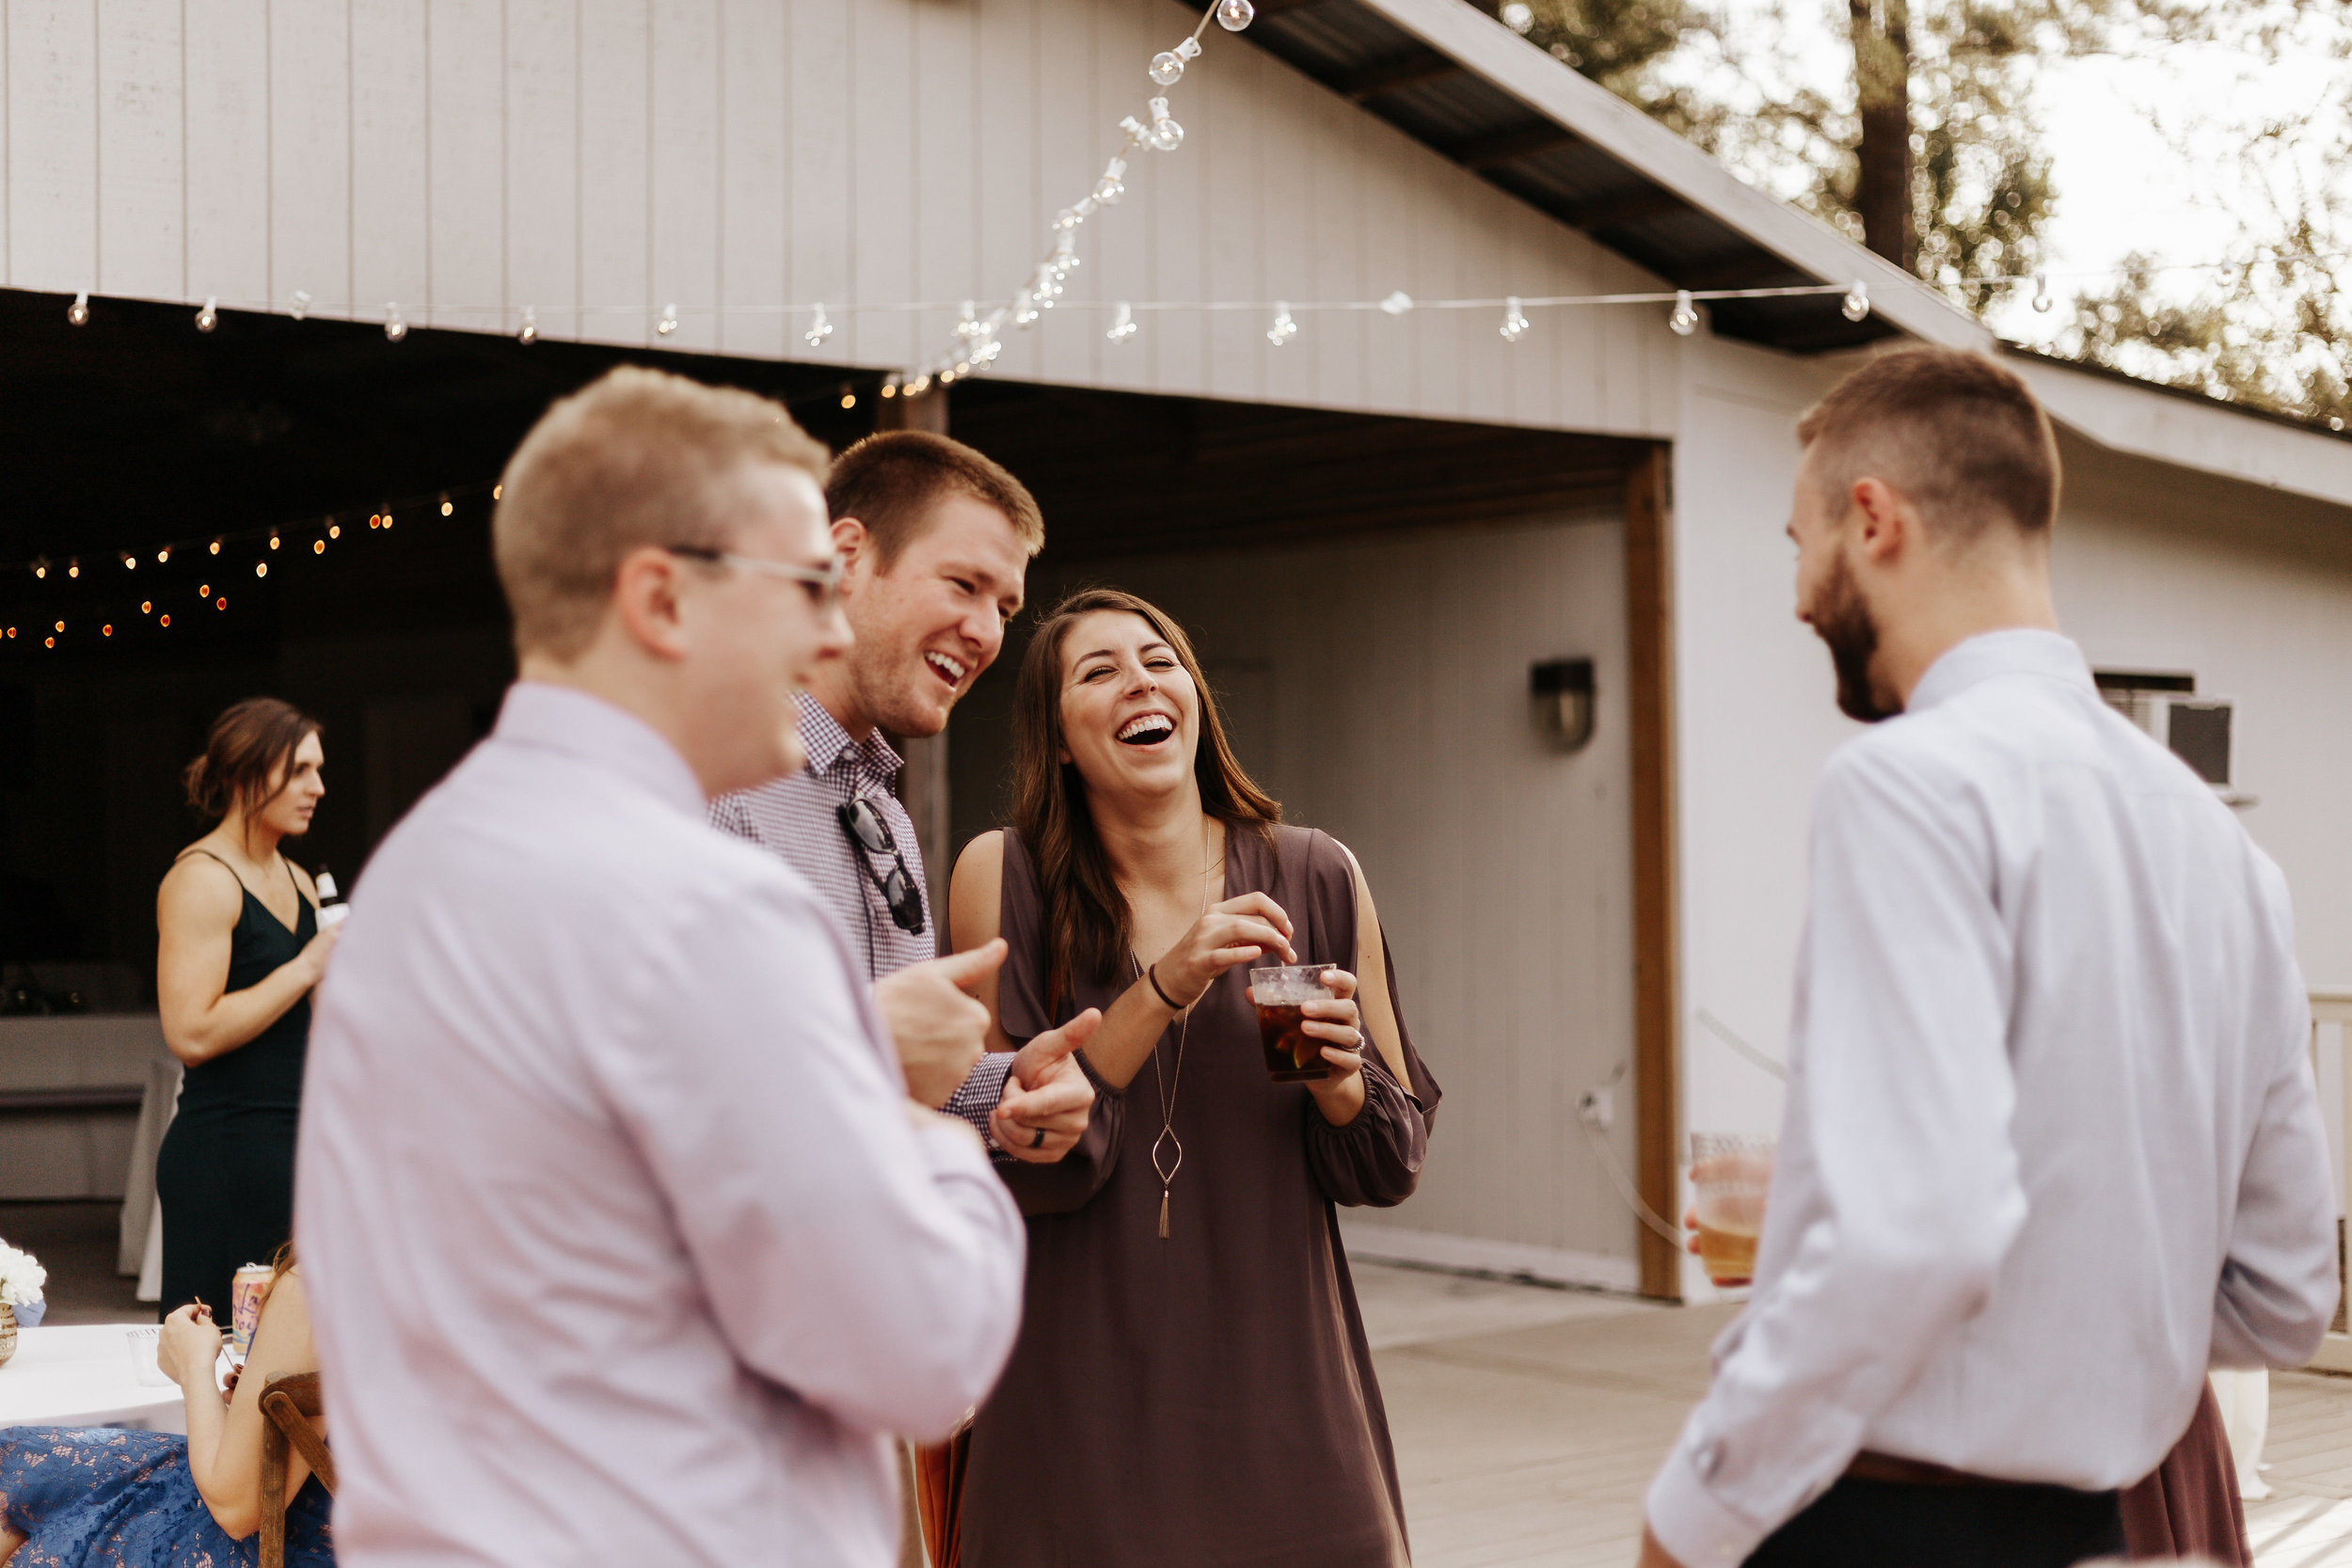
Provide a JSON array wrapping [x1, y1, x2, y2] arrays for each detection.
[[230, 1262, 273, 1355]]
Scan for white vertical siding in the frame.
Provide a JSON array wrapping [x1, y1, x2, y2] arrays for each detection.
[[7, 0, 1684, 436]]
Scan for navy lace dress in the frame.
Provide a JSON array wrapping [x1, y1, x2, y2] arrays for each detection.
[[0, 1426, 333, 1567]]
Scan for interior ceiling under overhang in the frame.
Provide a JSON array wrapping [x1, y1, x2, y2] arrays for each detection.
[[1237, 0, 1903, 355]]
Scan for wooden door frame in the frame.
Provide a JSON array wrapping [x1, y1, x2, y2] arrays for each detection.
[[1624, 444, 1683, 1299]]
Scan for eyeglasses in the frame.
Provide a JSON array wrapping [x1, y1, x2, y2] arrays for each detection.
[[835, 797, 928, 935], [666, 546, 845, 610]]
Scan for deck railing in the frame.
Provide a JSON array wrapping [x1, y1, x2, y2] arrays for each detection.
[[2305, 990, 2352, 1373]]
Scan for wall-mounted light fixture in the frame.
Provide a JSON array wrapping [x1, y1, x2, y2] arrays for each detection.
[[1531, 657, 1596, 752]]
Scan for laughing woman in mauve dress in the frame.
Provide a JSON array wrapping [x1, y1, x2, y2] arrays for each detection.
[[948, 588, 1440, 1568]]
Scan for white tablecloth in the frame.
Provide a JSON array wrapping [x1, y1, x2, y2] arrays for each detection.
[[0, 1323, 187, 1433]]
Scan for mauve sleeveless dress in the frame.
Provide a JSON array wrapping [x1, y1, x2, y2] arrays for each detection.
[[961, 823, 1441, 1568]]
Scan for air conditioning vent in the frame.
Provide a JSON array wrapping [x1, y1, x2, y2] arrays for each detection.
[[2095, 671, 2242, 798]]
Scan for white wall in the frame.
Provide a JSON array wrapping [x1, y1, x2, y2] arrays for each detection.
[[1668, 338, 2352, 1300], [3, 0, 1682, 438], [975, 514, 1644, 1286]]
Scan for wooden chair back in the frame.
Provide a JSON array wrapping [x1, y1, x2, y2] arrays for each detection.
[[258, 1370, 335, 1568]]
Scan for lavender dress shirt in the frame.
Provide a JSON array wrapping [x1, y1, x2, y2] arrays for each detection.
[[296, 683, 1025, 1566]]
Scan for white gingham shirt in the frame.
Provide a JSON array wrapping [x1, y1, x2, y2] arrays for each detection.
[[712, 692, 1012, 1140]]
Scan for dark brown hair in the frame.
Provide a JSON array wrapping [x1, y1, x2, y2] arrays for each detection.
[[495, 365, 834, 659], [1010, 589, 1279, 1002], [1797, 347, 2061, 537], [183, 697, 322, 821], [826, 430, 1045, 569]]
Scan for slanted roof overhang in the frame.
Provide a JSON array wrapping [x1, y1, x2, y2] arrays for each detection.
[[1242, 0, 1992, 356]]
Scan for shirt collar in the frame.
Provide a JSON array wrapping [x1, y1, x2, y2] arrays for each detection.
[[1906, 628, 2097, 715], [493, 682, 707, 817], [794, 691, 903, 783]]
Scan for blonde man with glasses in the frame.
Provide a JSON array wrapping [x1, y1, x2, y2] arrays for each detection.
[[297, 367, 1027, 1567]]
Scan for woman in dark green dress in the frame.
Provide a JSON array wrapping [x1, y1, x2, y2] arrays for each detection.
[[153, 698, 337, 1319]]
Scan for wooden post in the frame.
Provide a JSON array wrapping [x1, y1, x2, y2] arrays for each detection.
[[873, 386, 953, 952], [1624, 445, 1683, 1301]]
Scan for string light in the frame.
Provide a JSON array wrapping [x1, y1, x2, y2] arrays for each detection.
[[439, 495, 453, 516], [1108, 301, 1138, 343], [159, 614, 170, 626], [1267, 302, 1298, 346], [658, 303, 680, 337], [67, 292, 89, 326], [385, 302, 407, 341], [215, 597, 226, 610], [313, 539, 326, 554], [195, 296, 217, 333], [121, 553, 136, 571], [209, 539, 221, 555], [1841, 280, 1870, 323], [140, 601, 151, 614], [328, 524, 341, 539], [881, 377, 900, 400], [1216, 0, 1255, 29], [32, 561, 46, 579], [840, 388, 858, 409], [1379, 291, 1414, 316], [2032, 273, 2052, 313], [382, 509, 394, 529], [268, 531, 280, 550], [255, 562, 268, 578], [1669, 290, 1699, 336], [67, 560, 79, 578], [156, 547, 169, 563], [1501, 296, 1530, 342], [289, 290, 312, 322], [518, 307, 539, 345], [804, 304, 834, 347], [102, 624, 112, 637], [199, 583, 209, 597]]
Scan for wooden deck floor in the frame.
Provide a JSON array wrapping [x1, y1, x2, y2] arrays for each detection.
[[1354, 1262, 2352, 1568]]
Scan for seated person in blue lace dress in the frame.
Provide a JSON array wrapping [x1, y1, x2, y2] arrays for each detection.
[[0, 1247, 331, 1567]]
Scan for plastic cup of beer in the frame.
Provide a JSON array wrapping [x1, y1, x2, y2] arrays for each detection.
[[1248, 963, 1339, 1082], [1688, 1133, 1774, 1288]]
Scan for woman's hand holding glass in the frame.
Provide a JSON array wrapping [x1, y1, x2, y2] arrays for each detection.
[[1290, 969, 1370, 1128], [1151, 893, 1296, 1007], [157, 1303, 223, 1393]]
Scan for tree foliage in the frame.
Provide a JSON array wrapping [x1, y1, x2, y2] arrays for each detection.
[[1505, 0, 2352, 425]]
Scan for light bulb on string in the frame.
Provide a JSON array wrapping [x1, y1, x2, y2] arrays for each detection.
[[658, 303, 680, 337], [156, 547, 169, 563], [881, 376, 900, 400], [313, 539, 325, 555], [1267, 302, 1297, 346], [1015, 293, 1041, 328], [1095, 157, 1128, 205], [2031, 273, 2052, 313], [209, 539, 221, 555], [256, 562, 268, 578], [2217, 263, 2241, 289], [440, 494, 453, 516], [327, 524, 340, 539], [907, 373, 932, 397], [67, 292, 89, 326], [1216, 0, 1255, 30], [103, 625, 113, 638], [289, 290, 312, 322], [518, 307, 539, 345], [1669, 290, 1699, 336], [383, 510, 394, 529], [1145, 97, 1184, 151], [804, 304, 834, 348], [972, 332, 1003, 367], [215, 596, 226, 610], [159, 614, 170, 627], [196, 296, 218, 333], [121, 553, 135, 571], [1108, 301, 1139, 343], [31, 560, 47, 580], [199, 583, 210, 597], [1501, 296, 1530, 342], [385, 302, 407, 341], [840, 388, 858, 410], [1149, 33, 1204, 86], [493, 484, 502, 500], [141, 601, 152, 614], [68, 560, 79, 578], [1379, 292, 1414, 316], [1840, 280, 1870, 323], [269, 531, 280, 550], [53, 622, 63, 634], [956, 300, 982, 344]]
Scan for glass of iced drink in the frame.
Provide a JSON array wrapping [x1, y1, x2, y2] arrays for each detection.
[[1688, 1133, 1774, 1287], [1248, 963, 1339, 1082]]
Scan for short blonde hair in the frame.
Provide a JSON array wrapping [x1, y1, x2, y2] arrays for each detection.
[[493, 366, 833, 658]]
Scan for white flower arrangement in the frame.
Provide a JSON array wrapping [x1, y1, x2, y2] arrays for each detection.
[[0, 1240, 47, 1307]]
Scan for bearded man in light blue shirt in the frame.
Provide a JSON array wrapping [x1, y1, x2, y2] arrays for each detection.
[[1638, 348, 2339, 1568]]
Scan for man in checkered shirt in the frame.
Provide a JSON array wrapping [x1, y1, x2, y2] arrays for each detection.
[[711, 430, 1094, 1163]]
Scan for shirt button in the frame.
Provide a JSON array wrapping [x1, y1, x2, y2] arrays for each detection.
[[1694, 1440, 1723, 1480]]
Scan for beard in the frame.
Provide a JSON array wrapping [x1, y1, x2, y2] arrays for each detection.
[[1811, 552, 1898, 723]]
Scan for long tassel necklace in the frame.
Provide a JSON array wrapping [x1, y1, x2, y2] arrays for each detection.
[[1137, 820, 1217, 1241]]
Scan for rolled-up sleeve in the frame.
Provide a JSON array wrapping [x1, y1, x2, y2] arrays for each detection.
[[608, 878, 1025, 1443], [1647, 748, 2026, 1568]]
